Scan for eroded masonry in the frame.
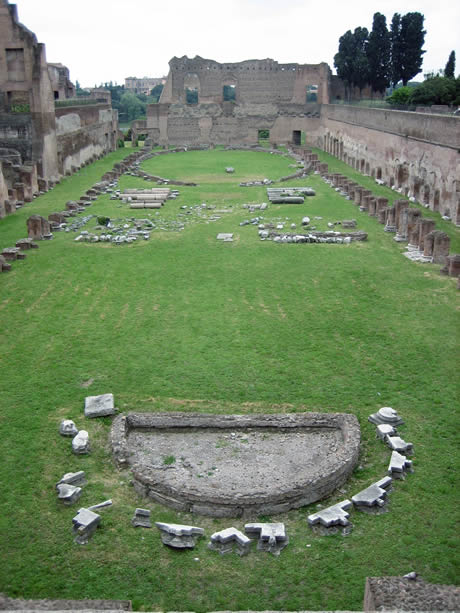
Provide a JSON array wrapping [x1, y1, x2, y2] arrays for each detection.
[[0, 0, 118, 217], [131, 55, 459, 224]]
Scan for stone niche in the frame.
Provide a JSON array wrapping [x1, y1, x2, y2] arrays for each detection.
[[111, 412, 360, 517]]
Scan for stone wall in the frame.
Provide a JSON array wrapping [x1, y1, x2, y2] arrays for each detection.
[[147, 56, 327, 146], [55, 104, 118, 174], [161, 56, 331, 105], [0, 0, 118, 216], [318, 105, 460, 223]]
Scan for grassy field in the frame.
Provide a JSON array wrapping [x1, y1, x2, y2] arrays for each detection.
[[0, 146, 459, 612]]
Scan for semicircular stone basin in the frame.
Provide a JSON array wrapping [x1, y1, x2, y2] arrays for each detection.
[[111, 412, 360, 517]]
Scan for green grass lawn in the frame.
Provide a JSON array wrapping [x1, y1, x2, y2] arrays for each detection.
[[0, 147, 459, 612]]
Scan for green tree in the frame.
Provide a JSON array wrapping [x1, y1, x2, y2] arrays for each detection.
[[334, 30, 356, 100], [386, 85, 413, 105], [150, 84, 164, 102], [410, 75, 460, 106], [367, 13, 391, 95], [445, 51, 456, 79], [398, 12, 426, 86], [351, 27, 370, 94], [334, 28, 369, 99], [390, 13, 403, 86], [119, 92, 146, 121]]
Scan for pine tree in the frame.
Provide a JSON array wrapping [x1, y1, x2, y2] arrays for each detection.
[[398, 12, 426, 86], [445, 51, 456, 79], [367, 13, 391, 95]]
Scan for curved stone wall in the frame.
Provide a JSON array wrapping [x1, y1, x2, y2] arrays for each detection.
[[111, 412, 360, 517]]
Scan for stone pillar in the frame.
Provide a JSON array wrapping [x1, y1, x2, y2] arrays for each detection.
[[375, 198, 389, 218], [8, 188, 17, 203], [13, 183, 25, 202], [408, 218, 422, 246], [27, 215, 51, 240], [394, 200, 410, 232], [384, 207, 396, 232], [362, 195, 373, 212], [38, 178, 48, 192], [378, 207, 388, 224], [418, 218, 436, 251], [406, 209, 422, 245], [440, 254, 460, 277], [423, 231, 436, 258], [20, 167, 34, 202], [368, 198, 377, 216], [360, 190, 373, 211], [432, 232, 450, 265], [354, 187, 363, 206]]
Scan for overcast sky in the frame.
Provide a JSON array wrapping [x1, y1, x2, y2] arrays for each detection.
[[13, 0, 460, 87]]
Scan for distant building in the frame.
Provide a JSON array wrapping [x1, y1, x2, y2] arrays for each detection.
[[125, 76, 166, 95]]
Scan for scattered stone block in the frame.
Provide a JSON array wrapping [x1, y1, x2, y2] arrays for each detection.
[[72, 430, 90, 454], [208, 527, 251, 556], [440, 253, 460, 277], [1, 248, 20, 261], [72, 508, 101, 544], [352, 476, 392, 511], [27, 215, 51, 240], [84, 393, 116, 418], [59, 419, 79, 437], [388, 450, 413, 479], [225, 167, 235, 173], [87, 499, 112, 511], [244, 522, 288, 556], [155, 522, 204, 549], [0, 254, 10, 272], [307, 500, 352, 534], [376, 424, 397, 440], [342, 219, 357, 228], [368, 407, 404, 427], [16, 238, 37, 250], [131, 508, 151, 528], [56, 483, 82, 505], [57, 471, 86, 487], [385, 436, 413, 454], [216, 233, 234, 242]]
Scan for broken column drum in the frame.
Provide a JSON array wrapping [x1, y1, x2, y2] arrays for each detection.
[[111, 412, 360, 517]]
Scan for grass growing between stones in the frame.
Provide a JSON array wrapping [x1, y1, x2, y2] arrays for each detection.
[[0, 147, 459, 612]]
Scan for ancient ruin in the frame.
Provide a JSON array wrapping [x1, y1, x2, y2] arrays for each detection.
[[111, 411, 360, 517], [127, 54, 460, 225], [0, 0, 119, 218]]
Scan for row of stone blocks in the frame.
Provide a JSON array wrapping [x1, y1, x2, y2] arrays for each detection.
[[322, 170, 459, 279], [2, 149, 149, 274], [0, 238, 39, 272], [1, 151, 110, 218]]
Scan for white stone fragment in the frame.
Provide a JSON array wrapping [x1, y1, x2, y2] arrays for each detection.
[[385, 435, 413, 454], [376, 424, 396, 440], [56, 483, 82, 505], [245, 522, 288, 556], [84, 393, 116, 418], [72, 430, 90, 454], [308, 500, 352, 528], [155, 522, 204, 548], [59, 419, 79, 437], [388, 450, 413, 479], [352, 476, 392, 509]]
